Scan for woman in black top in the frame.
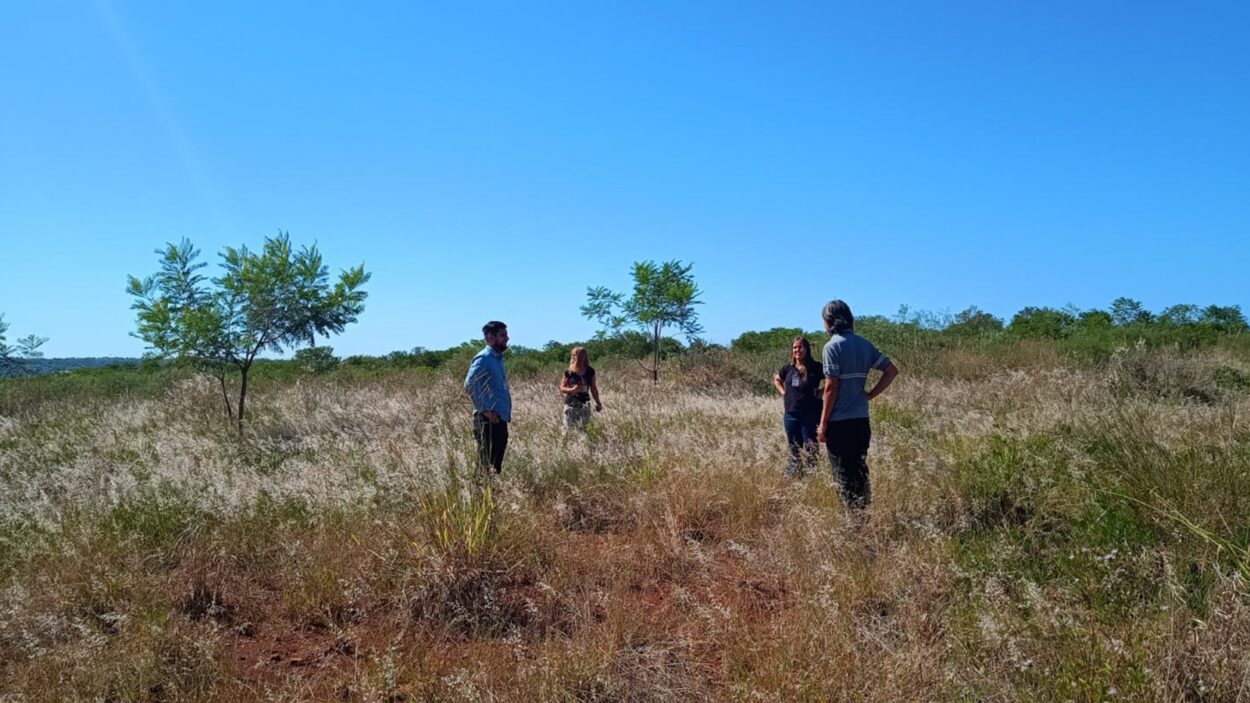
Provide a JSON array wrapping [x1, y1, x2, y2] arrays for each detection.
[[772, 336, 823, 475], [559, 346, 602, 430]]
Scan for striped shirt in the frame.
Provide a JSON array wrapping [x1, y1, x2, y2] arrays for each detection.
[[822, 331, 891, 422]]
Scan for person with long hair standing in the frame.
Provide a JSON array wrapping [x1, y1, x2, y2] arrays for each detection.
[[559, 346, 602, 430], [772, 336, 823, 476], [817, 300, 898, 507]]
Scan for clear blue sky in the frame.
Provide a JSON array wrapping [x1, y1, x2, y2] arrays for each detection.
[[2, 1, 1247, 357]]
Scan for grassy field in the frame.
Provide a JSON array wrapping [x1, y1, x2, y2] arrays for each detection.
[[1, 342, 1249, 701]]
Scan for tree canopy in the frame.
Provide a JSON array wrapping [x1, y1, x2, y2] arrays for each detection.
[[0, 314, 48, 377], [582, 260, 703, 383], [128, 233, 369, 430]]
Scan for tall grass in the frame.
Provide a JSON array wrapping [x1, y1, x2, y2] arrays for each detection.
[[0, 340, 1247, 700]]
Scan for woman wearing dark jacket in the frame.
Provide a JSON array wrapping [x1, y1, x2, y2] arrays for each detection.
[[773, 336, 823, 475]]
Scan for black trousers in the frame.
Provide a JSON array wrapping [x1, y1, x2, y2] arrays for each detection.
[[825, 418, 871, 507], [472, 415, 509, 474]]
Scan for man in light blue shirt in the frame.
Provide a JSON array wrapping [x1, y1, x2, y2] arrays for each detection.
[[464, 321, 512, 474], [817, 300, 898, 507]]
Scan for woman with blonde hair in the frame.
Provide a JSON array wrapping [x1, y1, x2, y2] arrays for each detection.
[[773, 336, 823, 475], [559, 346, 602, 430]]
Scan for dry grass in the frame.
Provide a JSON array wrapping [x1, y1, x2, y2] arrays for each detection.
[[1, 346, 1249, 701]]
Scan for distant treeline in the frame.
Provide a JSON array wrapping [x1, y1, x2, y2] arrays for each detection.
[[732, 299, 1249, 358], [332, 330, 699, 377], [20, 358, 139, 375], [4, 299, 1248, 414], [335, 298, 1248, 374], [11, 299, 1249, 379]]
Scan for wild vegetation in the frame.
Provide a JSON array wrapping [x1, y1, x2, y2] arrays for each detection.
[[127, 234, 370, 432], [0, 314, 47, 378], [582, 259, 703, 384], [1, 319, 1248, 701]]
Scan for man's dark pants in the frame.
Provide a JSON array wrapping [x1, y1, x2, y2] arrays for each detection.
[[472, 414, 509, 474], [825, 418, 871, 507]]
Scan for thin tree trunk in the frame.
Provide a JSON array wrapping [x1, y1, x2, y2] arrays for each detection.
[[217, 371, 235, 420], [651, 322, 661, 385], [236, 363, 250, 435]]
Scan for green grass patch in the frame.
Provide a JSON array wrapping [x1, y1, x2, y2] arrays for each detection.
[[0, 518, 53, 576], [872, 401, 923, 431], [955, 432, 1085, 533], [103, 485, 218, 560]]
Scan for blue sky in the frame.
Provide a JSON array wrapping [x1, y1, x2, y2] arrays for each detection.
[[2, 1, 1247, 357]]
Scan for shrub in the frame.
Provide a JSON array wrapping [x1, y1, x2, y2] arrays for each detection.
[[730, 327, 805, 355], [1008, 306, 1076, 339], [293, 345, 339, 373]]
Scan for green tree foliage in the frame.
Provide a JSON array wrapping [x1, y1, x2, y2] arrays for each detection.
[[1077, 309, 1114, 331], [128, 233, 369, 431], [1200, 305, 1248, 334], [1008, 306, 1077, 339], [730, 327, 805, 355], [548, 330, 685, 362], [1110, 297, 1153, 326], [944, 307, 1004, 337], [582, 260, 703, 383], [294, 346, 340, 373], [893, 304, 953, 330], [1156, 304, 1200, 327], [0, 313, 48, 377]]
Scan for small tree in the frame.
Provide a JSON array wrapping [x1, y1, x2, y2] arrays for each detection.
[[1109, 297, 1152, 326], [128, 233, 369, 432], [1200, 305, 1248, 334], [581, 260, 703, 384], [944, 306, 1004, 337], [1076, 309, 1114, 330], [0, 314, 48, 377], [294, 346, 340, 373], [1008, 306, 1076, 339], [1158, 304, 1201, 327]]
